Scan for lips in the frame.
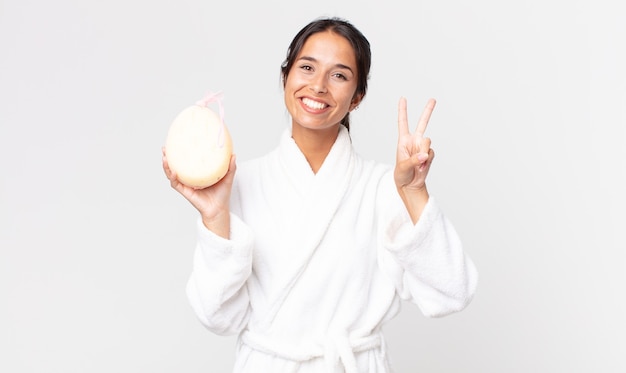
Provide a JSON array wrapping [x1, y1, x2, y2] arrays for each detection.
[[301, 97, 328, 110]]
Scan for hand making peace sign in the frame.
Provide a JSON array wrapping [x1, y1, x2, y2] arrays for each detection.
[[394, 97, 436, 192]]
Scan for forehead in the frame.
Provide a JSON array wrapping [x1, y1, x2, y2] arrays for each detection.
[[298, 31, 357, 66]]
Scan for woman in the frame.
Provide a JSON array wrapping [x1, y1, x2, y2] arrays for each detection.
[[163, 16, 477, 373]]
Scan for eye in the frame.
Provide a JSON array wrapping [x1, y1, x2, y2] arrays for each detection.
[[299, 64, 313, 71], [332, 72, 348, 81]]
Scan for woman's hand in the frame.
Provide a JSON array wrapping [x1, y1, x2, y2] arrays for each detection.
[[394, 97, 436, 223], [162, 147, 236, 238]]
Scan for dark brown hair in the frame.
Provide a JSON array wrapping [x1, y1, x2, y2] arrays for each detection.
[[281, 17, 371, 131]]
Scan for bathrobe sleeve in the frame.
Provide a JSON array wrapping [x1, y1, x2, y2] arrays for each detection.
[[186, 213, 254, 335], [377, 182, 478, 318]]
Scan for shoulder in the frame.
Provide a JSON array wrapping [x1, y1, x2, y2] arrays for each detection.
[[353, 151, 394, 185], [232, 148, 279, 187], [351, 151, 402, 205]]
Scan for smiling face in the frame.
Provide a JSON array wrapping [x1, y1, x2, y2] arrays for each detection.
[[283, 30, 361, 135]]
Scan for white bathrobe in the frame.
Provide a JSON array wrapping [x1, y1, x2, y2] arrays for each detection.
[[186, 126, 478, 372]]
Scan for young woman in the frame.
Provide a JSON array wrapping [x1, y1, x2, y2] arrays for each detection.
[[163, 16, 477, 373]]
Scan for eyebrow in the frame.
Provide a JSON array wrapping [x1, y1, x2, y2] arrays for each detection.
[[298, 56, 355, 74]]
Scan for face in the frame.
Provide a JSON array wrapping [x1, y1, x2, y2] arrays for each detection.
[[284, 30, 361, 133]]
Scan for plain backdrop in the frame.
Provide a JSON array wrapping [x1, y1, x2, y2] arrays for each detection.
[[1, 0, 624, 372]]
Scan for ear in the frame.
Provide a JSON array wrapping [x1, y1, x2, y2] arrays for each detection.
[[350, 94, 363, 111]]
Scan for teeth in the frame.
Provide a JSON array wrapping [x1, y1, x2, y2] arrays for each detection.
[[302, 98, 326, 110]]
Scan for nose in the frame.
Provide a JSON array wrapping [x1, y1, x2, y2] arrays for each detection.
[[309, 74, 327, 94]]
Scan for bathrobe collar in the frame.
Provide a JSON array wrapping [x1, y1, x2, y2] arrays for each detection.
[[278, 124, 354, 194], [258, 124, 357, 326]]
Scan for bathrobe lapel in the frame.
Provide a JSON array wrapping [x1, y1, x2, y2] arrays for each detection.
[[258, 126, 356, 325]]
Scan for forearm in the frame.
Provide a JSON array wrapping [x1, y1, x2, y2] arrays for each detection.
[[188, 214, 254, 335], [382, 197, 478, 317]]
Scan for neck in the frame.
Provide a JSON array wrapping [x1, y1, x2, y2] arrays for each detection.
[[291, 125, 340, 174]]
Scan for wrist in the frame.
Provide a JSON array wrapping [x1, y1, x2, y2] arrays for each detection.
[[396, 185, 429, 224], [201, 209, 231, 239]]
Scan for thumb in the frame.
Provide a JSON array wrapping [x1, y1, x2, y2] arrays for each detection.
[[395, 156, 420, 181], [222, 154, 237, 183]]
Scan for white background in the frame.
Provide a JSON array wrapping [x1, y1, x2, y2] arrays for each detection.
[[1, 0, 625, 372]]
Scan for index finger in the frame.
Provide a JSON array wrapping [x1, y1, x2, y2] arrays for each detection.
[[397, 97, 409, 137], [415, 98, 437, 136]]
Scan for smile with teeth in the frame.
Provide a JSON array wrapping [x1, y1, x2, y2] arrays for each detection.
[[302, 97, 327, 110]]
